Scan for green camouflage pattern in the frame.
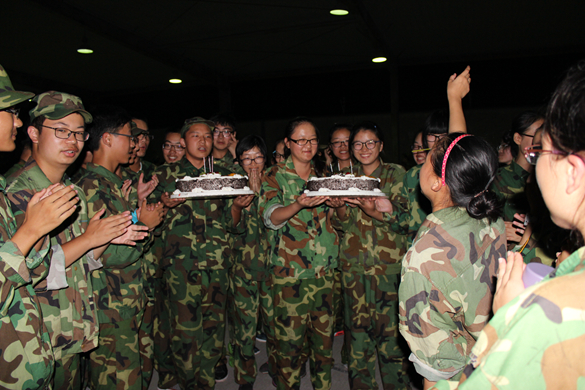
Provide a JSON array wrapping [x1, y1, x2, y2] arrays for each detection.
[[0, 64, 34, 109], [53, 353, 83, 390], [3, 159, 26, 179], [7, 159, 100, 363], [399, 207, 506, 381], [491, 160, 530, 222], [272, 272, 334, 390], [0, 176, 53, 390], [180, 116, 214, 136], [431, 246, 585, 390], [259, 157, 339, 279], [332, 161, 408, 275], [343, 272, 410, 390], [29, 91, 92, 123], [400, 164, 432, 247]]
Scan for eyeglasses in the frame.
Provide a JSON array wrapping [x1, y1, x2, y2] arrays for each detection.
[[289, 138, 319, 146], [240, 156, 266, 165], [524, 145, 567, 165], [411, 145, 429, 154], [213, 129, 234, 138], [138, 133, 154, 141], [109, 132, 137, 144], [521, 133, 535, 138], [426, 134, 442, 143], [497, 143, 509, 151], [273, 151, 285, 159], [2, 107, 20, 116], [43, 125, 89, 141], [162, 143, 184, 151], [330, 140, 349, 149], [352, 140, 380, 150]]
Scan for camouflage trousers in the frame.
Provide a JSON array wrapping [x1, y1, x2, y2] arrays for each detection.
[[272, 270, 334, 390], [152, 278, 177, 389], [139, 301, 154, 389], [342, 272, 410, 390], [53, 353, 84, 390], [167, 268, 228, 390], [228, 273, 276, 385], [88, 308, 147, 390]]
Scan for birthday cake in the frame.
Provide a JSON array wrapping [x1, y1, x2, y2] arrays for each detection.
[[174, 173, 249, 193], [306, 174, 381, 192]]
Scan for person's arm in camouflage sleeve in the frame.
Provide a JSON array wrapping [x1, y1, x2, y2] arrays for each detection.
[[374, 165, 409, 234]]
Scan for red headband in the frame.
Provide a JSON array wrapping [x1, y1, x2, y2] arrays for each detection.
[[441, 134, 472, 186]]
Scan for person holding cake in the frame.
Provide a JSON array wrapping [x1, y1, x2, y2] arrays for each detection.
[[329, 121, 411, 390], [259, 117, 338, 390]]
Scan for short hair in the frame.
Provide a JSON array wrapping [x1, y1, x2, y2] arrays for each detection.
[[86, 106, 132, 152], [210, 113, 236, 132], [328, 123, 352, 144], [236, 135, 268, 163], [349, 121, 384, 146], [422, 110, 449, 149]]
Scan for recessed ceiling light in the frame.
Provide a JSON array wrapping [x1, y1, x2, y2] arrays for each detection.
[[330, 9, 349, 16], [169, 79, 182, 84], [372, 57, 387, 63], [77, 48, 94, 54]]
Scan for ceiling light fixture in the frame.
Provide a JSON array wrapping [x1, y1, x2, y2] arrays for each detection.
[[372, 57, 387, 63], [330, 9, 349, 16], [169, 78, 182, 84], [77, 36, 94, 54]]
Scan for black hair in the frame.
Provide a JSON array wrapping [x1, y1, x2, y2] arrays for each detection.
[[328, 123, 352, 144], [431, 133, 502, 222], [129, 114, 148, 126], [86, 105, 132, 152], [422, 110, 449, 149], [164, 128, 182, 137], [349, 121, 384, 145], [30, 115, 46, 132], [283, 116, 325, 177], [210, 113, 237, 132], [500, 127, 516, 157], [236, 135, 268, 164], [511, 111, 544, 152]]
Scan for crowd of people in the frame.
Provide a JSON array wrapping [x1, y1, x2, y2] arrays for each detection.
[[0, 59, 584, 390]]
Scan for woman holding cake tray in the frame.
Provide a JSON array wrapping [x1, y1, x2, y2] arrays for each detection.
[[329, 121, 411, 390], [259, 117, 338, 390]]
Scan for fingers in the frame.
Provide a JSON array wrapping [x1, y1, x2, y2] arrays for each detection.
[[459, 65, 471, 78], [138, 172, 145, 184], [90, 208, 106, 221]]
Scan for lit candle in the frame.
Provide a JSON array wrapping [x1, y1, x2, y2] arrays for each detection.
[[350, 160, 353, 175]]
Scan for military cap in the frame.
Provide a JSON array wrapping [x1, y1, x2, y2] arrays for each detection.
[[29, 91, 92, 123], [130, 121, 143, 136], [180, 116, 214, 136], [0, 64, 34, 110]]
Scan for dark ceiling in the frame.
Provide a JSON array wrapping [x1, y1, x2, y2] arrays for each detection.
[[3, 0, 585, 127]]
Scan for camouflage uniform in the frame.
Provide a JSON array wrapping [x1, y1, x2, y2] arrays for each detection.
[[75, 162, 151, 390], [399, 207, 506, 382], [227, 197, 274, 385], [400, 164, 431, 248], [332, 161, 410, 390], [150, 158, 234, 390], [4, 159, 26, 179], [431, 246, 585, 390], [7, 160, 101, 390], [213, 152, 235, 170], [259, 157, 339, 390], [491, 160, 530, 222]]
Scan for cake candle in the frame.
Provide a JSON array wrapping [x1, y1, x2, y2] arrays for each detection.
[[350, 160, 353, 175]]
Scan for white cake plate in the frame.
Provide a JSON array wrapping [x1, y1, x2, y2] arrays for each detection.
[[304, 190, 387, 198], [170, 188, 254, 199]]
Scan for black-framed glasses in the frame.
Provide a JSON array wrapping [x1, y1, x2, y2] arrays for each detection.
[[521, 133, 535, 138], [109, 132, 137, 144], [524, 145, 567, 165], [42, 125, 89, 141], [352, 140, 380, 150], [138, 133, 154, 141], [273, 151, 285, 159], [162, 143, 184, 151], [289, 138, 319, 146], [330, 140, 349, 149], [213, 129, 234, 138], [240, 156, 266, 165], [2, 107, 20, 116]]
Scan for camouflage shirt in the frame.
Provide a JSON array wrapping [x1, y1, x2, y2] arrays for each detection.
[[76, 162, 149, 323], [213, 152, 235, 171], [150, 158, 234, 272], [399, 207, 506, 382], [3, 159, 26, 179], [491, 160, 530, 221], [401, 164, 432, 247], [332, 161, 408, 275], [259, 157, 339, 279], [7, 160, 100, 360], [0, 175, 53, 389], [431, 246, 585, 390]]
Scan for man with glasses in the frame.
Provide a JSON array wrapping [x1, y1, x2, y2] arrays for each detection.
[[7, 92, 146, 390], [127, 116, 156, 178], [210, 113, 238, 168]]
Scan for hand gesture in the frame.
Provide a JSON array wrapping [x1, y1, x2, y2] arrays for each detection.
[[121, 179, 132, 201], [248, 169, 262, 194], [137, 200, 165, 230], [161, 191, 185, 208], [228, 133, 239, 159], [24, 184, 79, 237], [137, 173, 159, 204], [326, 197, 345, 208], [84, 209, 134, 248], [234, 194, 255, 210], [296, 193, 328, 209], [374, 198, 393, 214], [493, 251, 526, 313], [447, 65, 471, 101], [110, 224, 149, 246]]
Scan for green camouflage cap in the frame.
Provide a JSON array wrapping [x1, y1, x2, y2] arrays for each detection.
[[0, 64, 34, 110], [180, 116, 214, 136], [29, 91, 93, 123]]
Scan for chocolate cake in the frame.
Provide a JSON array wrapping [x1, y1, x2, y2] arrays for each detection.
[[175, 173, 248, 193], [306, 174, 380, 192]]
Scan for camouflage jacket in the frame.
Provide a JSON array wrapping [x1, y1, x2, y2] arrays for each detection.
[[431, 246, 585, 390], [259, 157, 339, 279], [3, 159, 25, 179], [7, 160, 100, 360], [491, 160, 530, 221], [76, 162, 149, 323], [0, 175, 53, 389], [150, 158, 234, 272], [229, 197, 269, 281], [332, 161, 408, 275], [213, 152, 236, 171], [399, 207, 506, 382], [401, 164, 432, 248]]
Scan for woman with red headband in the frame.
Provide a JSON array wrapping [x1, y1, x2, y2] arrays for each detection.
[[398, 133, 507, 389]]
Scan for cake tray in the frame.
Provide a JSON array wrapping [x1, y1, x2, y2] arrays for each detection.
[[170, 188, 254, 199], [304, 190, 387, 198]]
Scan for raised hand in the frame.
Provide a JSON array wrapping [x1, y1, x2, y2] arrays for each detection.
[[248, 169, 262, 194], [228, 133, 239, 159], [447, 65, 471, 101], [121, 179, 132, 201], [137, 173, 159, 204], [493, 251, 526, 313], [84, 209, 134, 248]]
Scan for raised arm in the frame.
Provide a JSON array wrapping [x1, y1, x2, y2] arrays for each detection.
[[447, 65, 471, 134]]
